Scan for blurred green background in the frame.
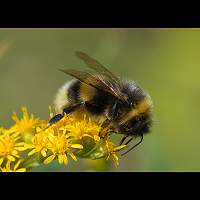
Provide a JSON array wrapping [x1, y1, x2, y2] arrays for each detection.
[[0, 28, 199, 171]]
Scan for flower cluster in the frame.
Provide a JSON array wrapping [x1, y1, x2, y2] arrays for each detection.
[[0, 107, 127, 172]]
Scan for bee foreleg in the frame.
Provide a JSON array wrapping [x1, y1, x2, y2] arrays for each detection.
[[119, 135, 129, 145], [121, 134, 143, 156]]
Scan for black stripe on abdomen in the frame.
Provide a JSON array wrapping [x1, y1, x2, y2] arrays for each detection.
[[85, 90, 114, 115], [67, 80, 81, 103]]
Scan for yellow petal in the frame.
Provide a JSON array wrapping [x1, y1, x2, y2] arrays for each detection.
[[22, 107, 29, 119], [112, 153, 119, 161], [12, 112, 19, 122], [13, 136, 21, 141], [82, 134, 93, 138], [48, 135, 55, 143], [36, 127, 42, 132], [14, 160, 21, 171], [70, 144, 83, 149], [0, 158, 4, 166], [106, 154, 110, 161], [11, 150, 18, 156], [15, 147, 27, 151], [58, 154, 64, 164], [68, 152, 77, 161], [6, 160, 11, 170], [65, 134, 71, 139], [41, 149, 47, 157], [44, 154, 56, 165], [16, 142, 27, 146], [63, 155, 68, 166], [28, 149, 38, 156], [23, 144, 35, 149], [11, 132, 20, 138], [7, 155, 15, 162], [16, 168, 26, 172]]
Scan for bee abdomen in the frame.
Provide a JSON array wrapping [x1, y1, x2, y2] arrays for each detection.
[[68, 79, 81, 103], [84, 89, 114, 115], [54, 79, 81, 113]]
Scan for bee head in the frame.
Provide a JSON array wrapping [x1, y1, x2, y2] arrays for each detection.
[[118, 115, 152, 136], [118, 94, 153, 136]]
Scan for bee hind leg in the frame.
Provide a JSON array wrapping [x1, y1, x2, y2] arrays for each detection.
[[48, 114, 64, 125], [62, 102, 84, 114], [48, 102, 84, 125]]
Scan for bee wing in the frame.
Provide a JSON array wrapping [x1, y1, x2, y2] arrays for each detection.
[[75, 51, 120, 83], [59, 69, 127, 102]]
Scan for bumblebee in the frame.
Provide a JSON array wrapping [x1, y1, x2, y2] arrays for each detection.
[[49, 51, 153, 156]]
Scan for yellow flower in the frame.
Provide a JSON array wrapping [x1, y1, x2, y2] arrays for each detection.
[[64, 114, 104, 142], [11, 107, 45, 140], [47, 107, 108, 143], [26, 127, 50, 157], [44, 132, 83, 165], [0, 160, 26, 172], [104, 140, 126, 167], [0, 106, 127, 170], [0, 130, 27, 164]]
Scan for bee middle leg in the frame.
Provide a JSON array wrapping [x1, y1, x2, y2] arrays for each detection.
[[48, 102, 84, 125]]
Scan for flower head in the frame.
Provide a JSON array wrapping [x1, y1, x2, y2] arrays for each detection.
[[11, 107, 45, 141], [0, 160, 26, 172], [26, 127, 50, 157], [0, 106, 128, 172], [104, 140, 126, 167], [0, 129, 26, 165], [24, 115, 84, 166], [44, 132, 83, 165], [65, 115, 101, 139]]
